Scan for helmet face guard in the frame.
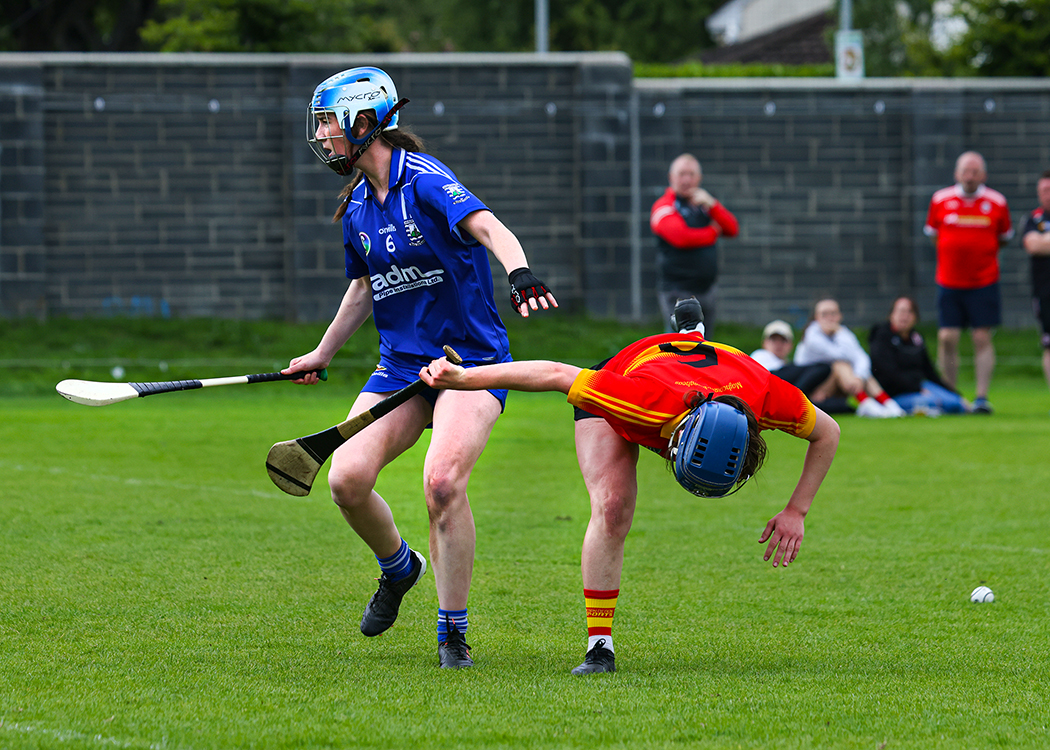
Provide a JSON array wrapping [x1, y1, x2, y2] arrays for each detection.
[[307, 66, 407, 175], [669, 399, 750, 497]]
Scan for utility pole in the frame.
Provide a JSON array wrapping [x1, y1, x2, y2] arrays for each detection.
[[535, 0, 549, 53]]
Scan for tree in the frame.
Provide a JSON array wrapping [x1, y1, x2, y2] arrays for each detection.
[[1, 0, 158, 51], [437, 0, 717, 61], [948, 0, 1050, 75], [139, 0, 434, 53]]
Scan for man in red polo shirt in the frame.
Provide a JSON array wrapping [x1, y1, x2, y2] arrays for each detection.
[[924, 151, 1014, 413]]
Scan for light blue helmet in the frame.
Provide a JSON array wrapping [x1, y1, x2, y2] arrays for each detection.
[[307, 66, 404, 174], [670, 398, 750, 497]]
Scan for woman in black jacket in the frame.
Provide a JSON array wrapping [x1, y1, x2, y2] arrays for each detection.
[[869, 297, 973, 414]]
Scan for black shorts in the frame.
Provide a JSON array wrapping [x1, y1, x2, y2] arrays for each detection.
[[937, 283, 1001, 329], [772, 362, 832, 396], [573, 357, 611, 421]]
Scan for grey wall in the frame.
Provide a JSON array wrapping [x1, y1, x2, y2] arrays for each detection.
[[2, 53, 1049, 328], [635, 78, 1050, 329]]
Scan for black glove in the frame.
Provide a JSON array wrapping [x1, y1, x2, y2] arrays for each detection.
[[508, 267, 551, 312]]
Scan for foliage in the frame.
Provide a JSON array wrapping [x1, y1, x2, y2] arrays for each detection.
[[138, 0, 436, 53], [949, 0, 1050, 75], [421, 0, 720, 62], [5, 0, 724, 61], [829, 0, 951, 76], [0, 0, 157, 51], [635, 61, 834, 78], [832, 0, 1050, 76], [7, 0, 1050, 73]]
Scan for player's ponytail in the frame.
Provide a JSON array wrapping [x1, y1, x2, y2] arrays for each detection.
[[332, 117, 426, 223]]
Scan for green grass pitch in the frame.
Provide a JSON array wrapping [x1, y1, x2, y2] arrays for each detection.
[[2, 318, 1050, 748]]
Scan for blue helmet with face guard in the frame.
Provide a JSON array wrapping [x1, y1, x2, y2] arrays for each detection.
[[308, 66, 404, 174], [670, 397, 750, 497]]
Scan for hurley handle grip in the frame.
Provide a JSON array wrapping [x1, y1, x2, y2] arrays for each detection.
[[247, 369, 328, 384]]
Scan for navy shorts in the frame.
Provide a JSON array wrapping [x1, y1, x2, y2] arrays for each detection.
[[363, 352, 509, 414], [1034, 293, 1050, 349], [937, 283, 1001, 329]]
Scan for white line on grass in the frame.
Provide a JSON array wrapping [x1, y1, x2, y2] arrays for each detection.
[[0, 719, 187, 750], [0, 459, 312, 501]]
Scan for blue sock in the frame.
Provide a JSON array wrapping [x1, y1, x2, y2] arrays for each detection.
[[376, 539, 413, 581], [437, 608, 468, 643]]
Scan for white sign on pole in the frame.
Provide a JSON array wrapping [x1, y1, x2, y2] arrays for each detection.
[[835, 30, 865, 79]]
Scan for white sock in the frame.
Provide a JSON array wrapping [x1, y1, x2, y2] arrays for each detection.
[[588, 634, 614, 653]]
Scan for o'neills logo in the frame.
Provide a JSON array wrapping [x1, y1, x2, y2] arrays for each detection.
[[371, 263, 445, 300]]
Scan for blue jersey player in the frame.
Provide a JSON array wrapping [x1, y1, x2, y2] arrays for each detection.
[[284, 67, 557, 669]]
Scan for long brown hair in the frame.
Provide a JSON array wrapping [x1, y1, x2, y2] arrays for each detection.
[[712, 394, 767, 485], [669, 392, 768, 491], [332, 117, 426, 222]]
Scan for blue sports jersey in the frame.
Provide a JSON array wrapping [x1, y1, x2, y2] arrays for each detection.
[[343, 149, 511, 368]]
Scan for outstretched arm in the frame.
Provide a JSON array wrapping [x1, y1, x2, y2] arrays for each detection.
[[421, 356, 581, 394], [758, 407, 840, 568], [459, 210, 558, 317]]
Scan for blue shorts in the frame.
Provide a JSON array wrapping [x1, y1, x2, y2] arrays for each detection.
[[937, 283, 1001, 329], [362, 352, 509, 415]]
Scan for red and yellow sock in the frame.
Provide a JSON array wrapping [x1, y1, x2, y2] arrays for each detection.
[[584, 588, 618, 652]]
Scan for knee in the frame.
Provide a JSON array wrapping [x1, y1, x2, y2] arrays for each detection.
[[972, 330, 994, 349], [591, 492, 635, 539], [327, 464, 375, 511], [424, 469, 465, 519]]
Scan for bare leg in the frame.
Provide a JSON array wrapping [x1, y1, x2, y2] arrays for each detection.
[[575, 419, 639, 592], [424, 389, 502, 610], [327, 391, 430, 558], [972, 327, 995, 400], [938, 327, 962, 390]]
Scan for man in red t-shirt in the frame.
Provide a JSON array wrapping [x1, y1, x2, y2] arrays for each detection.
[[924, 151, 1014, 413], [420, 330, 839, 675], [651, 154, 739, 337]]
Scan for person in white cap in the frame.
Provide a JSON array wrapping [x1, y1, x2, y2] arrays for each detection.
[[750, 320, 851, 413]]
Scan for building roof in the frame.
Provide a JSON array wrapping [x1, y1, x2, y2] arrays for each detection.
[[699, 11, 834, 65]]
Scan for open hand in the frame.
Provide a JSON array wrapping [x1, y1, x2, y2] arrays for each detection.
[[759, 507, 805, 568]]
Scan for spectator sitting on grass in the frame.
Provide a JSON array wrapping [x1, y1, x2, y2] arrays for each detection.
[[793, 298, 905, 418], [869, 296, 972, 415]]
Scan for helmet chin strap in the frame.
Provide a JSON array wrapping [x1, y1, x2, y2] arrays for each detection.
[[338, 98, 410, 174]]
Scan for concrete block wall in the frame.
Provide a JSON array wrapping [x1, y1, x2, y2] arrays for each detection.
[[0, 64, 46, 318], [636, 79, 1050, 329], [2, 54, 1049, 329]]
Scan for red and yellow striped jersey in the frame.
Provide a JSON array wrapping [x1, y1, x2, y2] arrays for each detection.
[[567, 332, 816, 453]]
